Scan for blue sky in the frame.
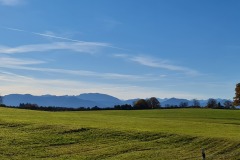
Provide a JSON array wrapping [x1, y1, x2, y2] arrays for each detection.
[[0, 0, 239, 100]]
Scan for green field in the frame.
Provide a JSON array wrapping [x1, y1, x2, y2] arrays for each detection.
[[0, 107, 239, 160]]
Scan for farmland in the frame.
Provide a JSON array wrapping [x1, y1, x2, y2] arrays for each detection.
[[0, 107, 239, 159]]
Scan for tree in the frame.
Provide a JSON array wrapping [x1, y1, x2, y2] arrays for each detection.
[[217, 102, 223, 109], [223, 100, 233, 109], [146, 97, 161, 109], [179, 102, 188, 108], [19, 103, 39, 109], [206, 98, 217, 108], [114, 104, 132, 110], [192, 99, 200, 107], [133, 99, 149, 109], [233, 83, 240, 106], [0, 95, 3, 105], [91, 106, 100, 110]]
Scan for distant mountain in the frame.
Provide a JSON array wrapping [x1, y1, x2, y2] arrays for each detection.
[[2, 93, 231, 108], [158, 98, 169, 103], [160, 98, 231, 107], [3, 94, 100, 108], [77, 93, 123, 107], [123, 98, 139, 105], [3, 93, 125, 108], [161, 98, 189, 107]]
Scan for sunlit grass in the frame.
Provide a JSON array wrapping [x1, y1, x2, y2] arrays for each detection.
[[0, 107, 239, 159]]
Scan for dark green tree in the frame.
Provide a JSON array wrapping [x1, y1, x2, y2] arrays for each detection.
[[0, 95, 3, 105], [146, 97, 161, 109], [233, 83, 240, 106], [179, 102, 188, 108], [217, 102, 223, 108], [223, 100, 233, 109], [192, 99, 200, 107], [206, 98, 217, 108], [133, 99, 149, 109]]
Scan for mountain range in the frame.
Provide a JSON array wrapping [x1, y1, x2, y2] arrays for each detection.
[[2, 93, 230, 108]]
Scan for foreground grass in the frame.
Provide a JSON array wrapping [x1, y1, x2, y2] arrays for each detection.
[[0, 108, 239, 159]]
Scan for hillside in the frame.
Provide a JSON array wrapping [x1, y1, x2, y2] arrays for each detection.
[[0, 108, 239, 159]]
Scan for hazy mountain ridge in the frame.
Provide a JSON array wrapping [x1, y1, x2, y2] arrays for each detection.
[[77, 93, 124, 107], [3, 94, 101, 108], [3, 93, 231, 108]]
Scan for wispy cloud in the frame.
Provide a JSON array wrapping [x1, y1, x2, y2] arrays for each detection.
[[40, 30, 82, 41], [114, 54, 199, 76], [0, 57, 45, 65], [0, 71, 203, 99], [131, 56, 198, 74], [114, 54, 129, 58], [101, 17, 122, 30], [0, 57, 165, 82], [0, 0, 24, 6], [4, 65, 165, 82], [0, 42, 109, 54], [3, 27, 91, 43], [2, 27, 126, 50], [3, 27, 199, 76]]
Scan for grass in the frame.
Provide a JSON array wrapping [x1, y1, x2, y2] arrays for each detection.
[[0, 107, 239, 159]]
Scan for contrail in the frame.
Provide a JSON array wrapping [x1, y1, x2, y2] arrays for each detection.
[[32, 32, 85, 43], [3, 27, 102, 44], [1, 26, 128, 50]]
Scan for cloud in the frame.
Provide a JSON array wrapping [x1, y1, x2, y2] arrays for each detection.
[[114, 54, 199, 76], [3, 65, 165, 82], [113, 54, 129, 58], [0, 42, 109, 54], [0, 57, 165, 82], [0, 57, 45, 65], [3, 27, 87, 43], [0, 0, 23, 6], [102, 18, 122, 30], [0, 71, 202, 99], [2, 27, 125, 50]]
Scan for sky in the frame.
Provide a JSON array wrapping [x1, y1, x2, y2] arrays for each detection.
[[0, 0, 239, 100]]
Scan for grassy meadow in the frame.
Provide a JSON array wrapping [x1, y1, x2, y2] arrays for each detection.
[[0, 107, 239, 159]]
